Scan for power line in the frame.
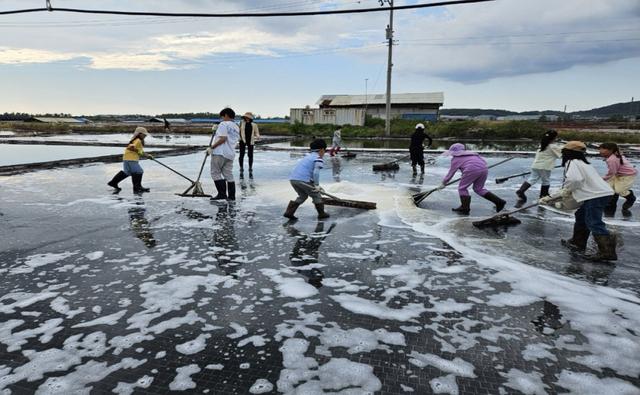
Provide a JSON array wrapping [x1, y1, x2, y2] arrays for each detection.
[[0, 0, 494, 17]]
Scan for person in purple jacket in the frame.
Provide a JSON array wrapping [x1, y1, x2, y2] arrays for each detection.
[[439, 143, 506, 215]]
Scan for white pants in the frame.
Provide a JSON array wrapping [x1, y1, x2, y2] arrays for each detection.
[[211, 155, 233, 181]]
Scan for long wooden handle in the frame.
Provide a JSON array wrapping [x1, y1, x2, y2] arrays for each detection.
[[194, 132, 216, 182], [151, 158, 194, 183]]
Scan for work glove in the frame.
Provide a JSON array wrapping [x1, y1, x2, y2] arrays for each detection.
[[146, 153, 154, 159], [206, 147, 212, 155], [539, 193, 562, 205], [312, 186, 324, 193]]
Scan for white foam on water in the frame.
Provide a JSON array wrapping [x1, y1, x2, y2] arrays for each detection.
[[522, 343, 557, 362], [430, 374, 459, 395], [401, 383, 415, 392], [408, 351, 476, 378], [227, 322, 248, 339], [175, 333, 210, 355], [249, 378, 274, 394], [238, 335, 268, 347], [72, 309, 127, 328], [10, 252, 75, 275], [330, 293, 427, 322], [260, 268, 319, 299], [112, 375, 154, 395], [84, 251, 104, 261], [109, 332, 154, 355], [0, 318, 64, 352], [501, 369, 549, 395], [555, 370, 640, 395], [50, 296, 85, 319], [169, 364, 201, 391], [319, 327, 405, 354], [205, 364, 224, 370]]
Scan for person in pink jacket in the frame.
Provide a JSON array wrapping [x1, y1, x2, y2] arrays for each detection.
[[599, 142, 637, 216], [440, 143, 506, 215]]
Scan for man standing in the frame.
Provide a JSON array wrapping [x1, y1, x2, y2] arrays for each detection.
[[208, 108, 240, 201]]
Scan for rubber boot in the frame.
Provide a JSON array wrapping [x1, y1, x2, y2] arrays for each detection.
[[452, 195, 471, 215], [604, 194, 618, 217], [540, 185, 550, 198], [210, 180, 227, 200], [226, 182, 236, 201], [132, 173, 150, 193], [483, 192, 506, 213], [283, 201, 300, 220], [315, 203, 330, 219], [515, 181, 531, 208], [412, 165, 417, 176], [561, 224, 590, 252], [622, 191, 635, 216], [585, 234, 617, 262], [420, 164, 425, 174], [108, 171, 129, 191]]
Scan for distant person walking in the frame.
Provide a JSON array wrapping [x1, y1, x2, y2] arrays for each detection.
[[599, 142, 637, 216], [107, 127, 153, 193], [515, 129, 561, 207], [163, 117, 171, 132], [208, 108, 240, 201], [440, 143, 506, 215], [238, 112, 260, 174], [328, 128, 342, 157], [409, 123, 433, 175]]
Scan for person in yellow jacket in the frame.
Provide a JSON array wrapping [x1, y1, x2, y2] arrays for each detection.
[[108, 127, 153, 193]]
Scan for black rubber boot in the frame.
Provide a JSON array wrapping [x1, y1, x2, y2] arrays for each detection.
[[412, 166, 417, 176], [226, 182, 236, 201], [452, 196, 471, 215], [420, 164, 425, 174], [585, 234, 617, 262], [283, 201, 300, 220], [483, 192, 506, 213], [515, 182, 531, 208], [132, 173, 150, 193], [561, 224, 590, 253], [108, 171, 129, 191], [315, 203, 330, 219], [540, 185, 550, 198], [210, 180, 227, 200], [622, 191, 636, 215], [604, 194, 619, 217]]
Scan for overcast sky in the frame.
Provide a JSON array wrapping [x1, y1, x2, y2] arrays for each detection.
[[1, 0, 639, 116]]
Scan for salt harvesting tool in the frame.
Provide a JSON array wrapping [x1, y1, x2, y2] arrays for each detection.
[[412, 157, 513, 206], [148, 157, 208, 196], [302, 184, 376, 210], [177, 134, 215, 198], [472, 196, 561, 228], [495, 165, 563, 184], [373, 154, 410, 172]]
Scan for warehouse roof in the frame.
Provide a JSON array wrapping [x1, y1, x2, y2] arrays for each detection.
[[33, 117, 86, 123], [317, 92, 444, 106]]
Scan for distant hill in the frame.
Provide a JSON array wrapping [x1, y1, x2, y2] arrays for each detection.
[[441, 100, 638, 118]]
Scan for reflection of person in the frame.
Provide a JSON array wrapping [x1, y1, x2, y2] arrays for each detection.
[[599, 142, 636, 216], [328, 129, 342, 157], [208, 108, 240, 201], [128, 205, 156, 248], [515, 130, 561, 207], [108, 127, 153, 193], [331, 157, 341, 182], [211, 205, 239, 277], [287, 222, 335, 288], [284, 139, 330, 220], [540, 141, 616, 261], [409, 123, 432, 175], [440, 143, 506, 215], [239, 112, 260, 174]]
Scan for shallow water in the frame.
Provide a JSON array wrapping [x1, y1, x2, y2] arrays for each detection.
[[0, 144, 170, 166], [0, 151, 638, 394]]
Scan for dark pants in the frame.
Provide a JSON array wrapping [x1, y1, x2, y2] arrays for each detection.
[[239, 141, 254, 170], [575, 195, 611, 236], [410, 147, 424, 167]]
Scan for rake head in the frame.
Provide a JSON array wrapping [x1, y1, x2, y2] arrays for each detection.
[[472, 214, 522, 228], [176, 181, 211, 198]]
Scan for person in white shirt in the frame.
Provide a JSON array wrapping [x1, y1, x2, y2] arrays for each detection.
[[208, 108, 240, 201], [539, 141, 616, 261], [515, 130, 561, 207]]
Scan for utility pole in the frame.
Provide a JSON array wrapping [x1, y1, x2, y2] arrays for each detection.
[[381, 0, 394, 136], [364, 78, 369, 126]]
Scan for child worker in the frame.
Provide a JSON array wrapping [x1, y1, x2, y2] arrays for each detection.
[[284, 139, 330, 220], [439, 143, 506, 215], [107, 126, 153, 193], [599, 142, 637, 216], [515, 129, 561, 208], [539, 141, 617, 261]]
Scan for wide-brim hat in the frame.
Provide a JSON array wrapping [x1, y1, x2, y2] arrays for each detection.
[[563, 141, 586, 152], [134, 126, 149, 137], [443, 143, 466, 157], [415, 123, 425, 129], [242, 112, 254, 120]]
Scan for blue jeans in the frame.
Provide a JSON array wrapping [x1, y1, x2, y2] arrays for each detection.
[[123, 160, 143, 176], [574, 195, 611, 236]]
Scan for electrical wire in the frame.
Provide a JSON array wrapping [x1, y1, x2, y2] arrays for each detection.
[[0, 0, 494, 17]]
